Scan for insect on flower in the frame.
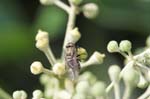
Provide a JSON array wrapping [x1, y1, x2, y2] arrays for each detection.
[[65, 42, 80, 80], [65, 42, 88, 80]]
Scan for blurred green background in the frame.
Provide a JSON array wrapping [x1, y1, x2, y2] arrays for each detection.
[[0, 0, 149, 98]]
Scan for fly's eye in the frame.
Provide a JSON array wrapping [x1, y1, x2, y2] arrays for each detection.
[[66, 45, 71, 48]]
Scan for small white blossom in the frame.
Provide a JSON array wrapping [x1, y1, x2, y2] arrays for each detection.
[[107, 40, 119, 53], [52, 63, 65, 75], [137, 74, 148, 89], [32, 90, 43, 99], [35, 30, 49, 51], [119, 40, 132, 52], [66, 28, 81, 44], [91, 81, 106, 97], [13, 90, 27, 99], [85, 51, 105, 66], [76, 81, 90, 94], [82, 3, 99, 19], [30, 61, 44, 75], [108, 65, 121, 82]]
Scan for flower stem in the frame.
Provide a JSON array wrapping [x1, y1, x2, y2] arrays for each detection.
[[123, 85, 132, 99], [54, 0, 70, 14], [114, 82, 121, 99], [44, 46, 56, 66], [61, 3, 77, 58], [0, 88, 11, 99]]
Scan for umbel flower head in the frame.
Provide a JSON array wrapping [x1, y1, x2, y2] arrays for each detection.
[[29, 27, 105, 81], [12, 0, 108, 99]]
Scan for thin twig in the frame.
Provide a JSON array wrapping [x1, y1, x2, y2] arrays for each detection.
[[114, 83, 121, 99], [0, 88, 11, 99], [54, 0, 70, 14], [44, 46, 57, 66], [123, 86, 132, 99], [61, 3, 77, 58]]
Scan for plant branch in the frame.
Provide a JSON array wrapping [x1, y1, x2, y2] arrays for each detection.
[[114, 82, 121, 99], [44, 46, 57, 66], [54, 0, 70, 14], [123, 86, 132, 99], [61, 3, 77, 58]]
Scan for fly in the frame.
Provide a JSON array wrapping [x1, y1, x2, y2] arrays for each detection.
[[65, 42, 80, 80]]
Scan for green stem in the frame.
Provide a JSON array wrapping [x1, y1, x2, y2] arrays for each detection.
[[54, 0, 70, 14], [0, 88, 12, 99], [114, 83, 120, 99], [123, 85, 133, 99]]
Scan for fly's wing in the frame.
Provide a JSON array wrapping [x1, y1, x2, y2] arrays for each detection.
[[67, 57, 80, 80]]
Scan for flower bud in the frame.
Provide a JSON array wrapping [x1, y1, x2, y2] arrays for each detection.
[[122, 66, 139, 87], [13, 90, 27, 99], [52, 63, 65, 75], [119, 40, 132, 52], [33, 90, 43, 99], [107, 40, 119, 53], [39, 0, 55, 5], [137, 74, 148, 89], [40, 74, 50, 85], [78, 71, 96, 85], [91, 81, 106, 97], [57, 90, 71, 99], [30, 61, 44, 75], [44, 89, 54, 99], [86, 51, 105, 65], [36, 30, 49, 41], [77, 47, 88, 61], [35, 30, 49, 51], [108, 65, 121, 82], [76, 81, 90, 94], [66, 28, 81, 44], [82, 3, 99, 19], [72, 93, 86, 99]]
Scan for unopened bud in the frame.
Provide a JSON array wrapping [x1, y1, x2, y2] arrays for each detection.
[[137, 74, 148, 89], [77, 47, 88, 61], [108, 65, 121, 82], [82, 3, 99, 19], [33, 90, 43, 99], [57, 90, 71, 99], [86, 51, 105, 65], [13, 90, 27, 99], [35, 30, 49, 51], [122, 66, 139, 87], [107, 40, 119, 53], [119, 40, 132, 52], [91, 81, 106, 97], [67, 28, 81, 43], [30, 61, 44, 75], [76, 81, 90, 94], [52, 63, 65, 75]]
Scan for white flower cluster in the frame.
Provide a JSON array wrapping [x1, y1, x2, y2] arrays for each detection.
[[39, 72, 106, 99], [107, 36, 150, 99], [11, 0, 105, 98]]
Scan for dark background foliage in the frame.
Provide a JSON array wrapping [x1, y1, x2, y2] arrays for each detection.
[[0, 0, 149, 97]]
